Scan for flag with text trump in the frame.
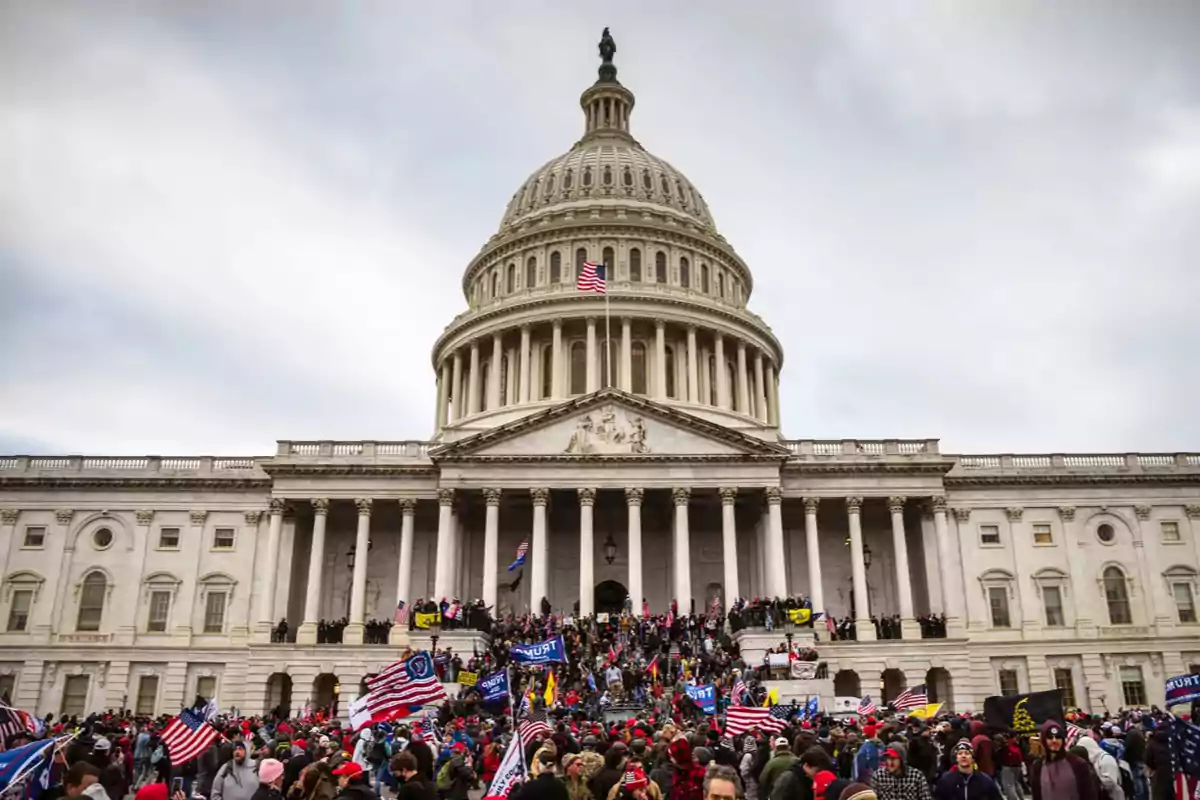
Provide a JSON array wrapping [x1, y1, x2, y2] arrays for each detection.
[[483, 733, 526, 800]]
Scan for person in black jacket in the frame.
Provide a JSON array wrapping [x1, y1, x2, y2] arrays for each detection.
[[933, 741, 1001, 800], [515, 754, 571, 800], [392, 752, 436, 800]]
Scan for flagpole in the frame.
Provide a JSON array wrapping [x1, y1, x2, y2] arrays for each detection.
[[604, 263, 612, 389]]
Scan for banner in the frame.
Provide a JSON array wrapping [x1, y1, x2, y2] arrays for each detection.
[[831, 696, 860, 714], [510, 635, 568, 666], [787, 608, 812, 625], [1166, 674, 1200, 708], [685, 683, 717, 715], [983, 689, 1064, 732], [483, 733, 526, 800], [414, 611, 443, 629], [457, 671, 479, 687], [790, 661, 818, 680], [767, 653, 790, 668], [478, 671, 509, 703]]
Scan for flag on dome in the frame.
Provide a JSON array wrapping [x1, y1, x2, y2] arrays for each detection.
[[508, 541, 528, 572], [577, 262, 606, 294]]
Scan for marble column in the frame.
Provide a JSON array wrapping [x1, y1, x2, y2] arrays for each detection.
[[620, 318, 632, 392], [626, 488, 644, 613], [753, 353, 767, 422], [765, 488, 787, 597], [736, 341, 750, 414], [935, 498, 965, 637], [389, 499, 416, 644], [673, 488, 692, 611], [434, 490, 454, 601], [519, 325, 532, 403], [344, 498, 372, 644], [435, 364, 448, 430], [655, 320, 667, 399], [297, 498, 328, 644], [714, 333, 729, 409], [803, 498, 825, 616], [482, 489, 501, 612], [578, 489, 596, 616], [847, 496, 875, 640], [531, 488, 550, 615], [551, 321, 564, 399], [720, 488, 739, 607], [686, 326, 699, 403], [256, 498, 285, 634], [765, 363, 778, 425], [488, 333, 503, 410], [888, 496, 918, 638], [467, 341, 481, 415], [586, 317, 598, 393], [451, 351, 463, 422]]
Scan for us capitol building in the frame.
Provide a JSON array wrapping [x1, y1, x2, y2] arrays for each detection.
[[2, 32, 1198, 721]]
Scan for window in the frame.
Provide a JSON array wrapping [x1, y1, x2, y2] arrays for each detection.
[[1104, 566, 1132, 624], [7, 589, 32, 632], [1120, 665, 1146, 706], [203, 592, 227, 633], [135, 675, 158, 716], [563, 169, 573, 189], [550, 252, 562, 283], [22, 526, 45, 548], [0, 675, 13, 704], [602, 247, 614, 271], [660, 175, 671, 195], [147, 590, 171, 632], [623, 167, 633, 187], [540, 346, 553, 399], [506, 263, 516, 294], [1053, 668, 1077, 707], [545, 172, 556, 197], [1097, 523, 1116, 544], [665, 348, 676, 399], [700, 264, 710, 293], [61, 675, 89, 717], [988, 586, 1011, 628], [1032, 523, 1053, 545], [213, 528, 235, 550], [196, 675, 217, 701], [655, 252, 667, 283], [630, 342, 647, 396], [1174, 582, 1197, 623], [491, 271, 500, 298], [717, 272, 725, 297], [979, 525, 1001, 546], [569, 342, 586, 395], [159, 527, 180, 549], [1043, 586, 1065, 627], [629, 248, 642, 282], [582, 166, 593, 187], [525, 257, 536, 289], [1162, 521, 1182, 543], [998, 669, 1020, 696], [92, 528, 113, 549], [575, 248, 587, 278], [76, 572, 107, 632], [642, 170, 652, 190], [602, 166, 612, 186], [679, 258, 690, 288]]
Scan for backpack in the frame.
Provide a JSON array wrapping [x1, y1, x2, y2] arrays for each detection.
[[1115, 760, 1135, 800], [369, 740, 387, 766], [436, 759, 455, 791]]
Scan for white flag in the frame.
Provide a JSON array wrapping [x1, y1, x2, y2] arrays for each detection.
[[348, 693, 376, 731], [483, 735, 526, 800]]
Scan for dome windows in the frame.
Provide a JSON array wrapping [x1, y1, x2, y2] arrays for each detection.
[[602, 166, 613, 186], [655, 252, 667, 283], [545, 173, 556, 197], [506, 263, 516, 294], [563, 169, 574, 190], [631, 342, 647, 395], [491, 271, 501, 298], [642, 170, 652, 191], [677, 180, 688, 208], [629, 248, 642, 282], [665, 347, 677, 399], [623, 167, 633, 187], [575, 248, 588, 277], [570, 341, 587, 395], [680, 257, 691, 288], [700, 264, 710, 293], [660, 175, 671, 195], [602, 247, 614, 270], [550, 251, 562, 283], [717, 272, 725, 298], [540, 346, 553, 399], [582, 166, 593, 188], [525, 257, 536, 289]]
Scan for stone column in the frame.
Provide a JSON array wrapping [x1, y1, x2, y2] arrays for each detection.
[[435, 364, 448, 430], [344, 498, 372, 644], [672, 488, 692, 611], [551, 321, 563, 399], [467, 340, 481, 415], [655, 320, 667, 399], [888, 496, 918, 638], [0, 510, 17, 593], [481, 489, 501, 613], [531, 488, 550, 615], [626, 488, 644, 613], [765, 488, 787, 597], [847, 496, 875, 640], [434, 490, 454, 601], [736, 341, 750, 414], [620, 318, 632, 392], [714, 333, 729, 409], [586, 318, 598, 392], [389, 499, 416, 644], [519, 325, 532, 403], [754, 353, 767, 422], [720, 488, 739, 607], [935, 498, 965, 637], [803, 498, 825, 616], [686, 326, 699, 403], [450, 351, 463, 422], [297, 498, 329, 644], [256, 499, 285, 635], [1058, 506, 1095, 635], [488, 333, 503, 410], [578, 489, 596, 616], [765, 363, 778, 425]]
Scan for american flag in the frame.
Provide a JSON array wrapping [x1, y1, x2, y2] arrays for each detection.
[[891, 684, 928, 712], [0, 701, 38, 751], [857, 695, 878, 716], [576, 262, 606, 294], [730, 678, 749, 707], [508, 541, 529, 572], [517, 708, 552, 743], [393, 600, 409, 626], [725, 704, 796, 736], [364, 652, 447, 717], [1172, 716, 1200, 797], [160, 708, 220, 766]]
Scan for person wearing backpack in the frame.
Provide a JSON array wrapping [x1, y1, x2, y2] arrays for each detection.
[[1078, 737, 1126, 800]]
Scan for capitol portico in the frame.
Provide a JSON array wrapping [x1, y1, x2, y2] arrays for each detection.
[[3, 32, 1200, 722]]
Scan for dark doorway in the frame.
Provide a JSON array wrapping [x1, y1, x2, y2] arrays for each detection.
[[594, 580, 627, 614]]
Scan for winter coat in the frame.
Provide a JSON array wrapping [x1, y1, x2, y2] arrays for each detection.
[[1078, 738, 1124, 800], [869, 745, 932, 800], [933, 768, 1001, 800], [213, 758, 261, 800], [514, 773, 571, 800], [759, 752, 798, 799]]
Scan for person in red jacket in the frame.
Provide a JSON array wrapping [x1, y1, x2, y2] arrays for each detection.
[[481, 743, 501, 785]]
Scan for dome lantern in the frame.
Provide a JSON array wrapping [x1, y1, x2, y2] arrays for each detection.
[[580, 27, 635, 142]]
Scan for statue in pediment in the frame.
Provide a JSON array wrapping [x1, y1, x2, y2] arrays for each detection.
[[564, 405, 651, 454]]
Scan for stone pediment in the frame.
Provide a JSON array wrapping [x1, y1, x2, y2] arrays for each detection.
[[430, 389, 789, 462]]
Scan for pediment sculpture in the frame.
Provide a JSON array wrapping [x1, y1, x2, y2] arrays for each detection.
[[564, 405, 651, 455]]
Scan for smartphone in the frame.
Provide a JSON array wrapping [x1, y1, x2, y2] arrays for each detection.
[[171, 778, 184, 795]]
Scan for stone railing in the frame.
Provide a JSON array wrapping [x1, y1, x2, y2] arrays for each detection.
[[782, 439, 941, 458], [952, 453, 1200, 474], [274, 440, 434, 460], [0, 455, 266, 478]]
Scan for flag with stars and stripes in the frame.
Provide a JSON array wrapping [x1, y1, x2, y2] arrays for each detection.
[[1172, 716, 1200, 797], [730, 678, 749, 707], [517, 708, 552, 743], [508, 541, 529, 572], [857, 695, 878, 716], [160, 708, 220, 766], [892, 684, 929, 713], [576, 262, 606, 294], [724, 704, 796, 736]]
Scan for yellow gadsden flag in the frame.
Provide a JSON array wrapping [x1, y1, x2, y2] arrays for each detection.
[[908, 703, 944, 720], [414, 611, 442, 629], [544, 669, 558, 707], [786, 608, 813, 625]]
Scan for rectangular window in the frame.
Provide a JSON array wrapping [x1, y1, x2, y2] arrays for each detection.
[[22, 526, 46, 548], [1043, 586, 1065, 627], [6, 590, 32, 632], [979, 524, 1001, 546], [998, 669, 1020, 696], [196, 675, 217, 701], [1032, 523, 1054, 545], [1053, 667, 1077, 708], [158, 527, 180, 549], [0, 675, 14, 704], [1120, 665, 1146, 706], [988, 586, 1011, 628], [147, 591, 171, 632], [1174, 583, 1197, 623], [212, 528, 235, 550], [61, 675, 89, 717], [1162, 521, 1182, 543], [135, 675, 159, 716], [203, 592, 227, 633]]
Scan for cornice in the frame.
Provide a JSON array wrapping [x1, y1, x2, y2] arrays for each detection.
[[0, 477, 271, 490], [259, 465, 438, 478], [434, 453, 786, 465], [782, 460, 956, 477], [947, 473, 1200, 488]]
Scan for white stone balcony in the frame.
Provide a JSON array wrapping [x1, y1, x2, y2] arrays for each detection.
[[0, 455, 268, 482]]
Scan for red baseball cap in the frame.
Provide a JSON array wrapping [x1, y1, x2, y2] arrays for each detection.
[[332, 762, 363, 778]]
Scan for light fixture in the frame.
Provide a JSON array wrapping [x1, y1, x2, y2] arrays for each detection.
[[863, 543, 873, 570], [603, 532, 618, 565]]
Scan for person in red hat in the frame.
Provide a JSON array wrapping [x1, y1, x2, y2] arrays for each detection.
[[331, 762, 379, 800]]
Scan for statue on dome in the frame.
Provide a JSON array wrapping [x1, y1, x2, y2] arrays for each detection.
[[598, 27, 616, 65]]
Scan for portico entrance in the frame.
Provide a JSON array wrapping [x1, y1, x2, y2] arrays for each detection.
[[595, 580, 628, 614]]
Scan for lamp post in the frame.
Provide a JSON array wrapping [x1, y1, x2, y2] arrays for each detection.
[[603, 532, 618, 565]]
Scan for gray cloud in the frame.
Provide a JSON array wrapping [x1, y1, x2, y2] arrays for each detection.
[[1, 1, 1197, 455]]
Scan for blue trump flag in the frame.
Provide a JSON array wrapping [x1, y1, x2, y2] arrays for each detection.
[[804, 696, 820, 719], [0, 738, 55, 797], [510, 635, 568, 666], [1166, 674, 1200, 708], [685, 683, 717, 715], [479, 670, 510, 703]]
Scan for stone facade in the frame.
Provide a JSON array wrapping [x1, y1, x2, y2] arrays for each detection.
[[2, 34, 1198, 720]]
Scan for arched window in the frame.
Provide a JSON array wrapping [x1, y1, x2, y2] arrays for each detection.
[[541, 346, 553, 399], [506, 263, 516, 294], [655, 252, 667, 283], [700, 264, 710, 293], [680, 257, 690, 288], [545, 173, 555, 197], [550, 251, 562, 283], [77, 571, 107, 631], [575, 248, 588, 277], [491, 271, 500, 298], [623, 167, 633, 187], [661, 175, 671, 195], [629, 248, 642, 282], [602, 246, 614, 270], [563, 169, 574, 189], [665, 347, 677, 398], [569, 342, 587, 395], [1104, 567, 1132, 625], [642, 170, 653, 191], [717, 272, 725, 298], [602, 166, 613, 186], [525, 257, 536, 289], [707, 355, 717, 404], [631, 342, 647, 395], [582, 166, 593, 187]]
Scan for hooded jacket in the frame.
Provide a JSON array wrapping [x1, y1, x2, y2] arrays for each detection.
[[1029, 721, 1098, 800], [213, 757, 261, 800], [1077, 737, 1125, 800], [868, 744, 932, 800]]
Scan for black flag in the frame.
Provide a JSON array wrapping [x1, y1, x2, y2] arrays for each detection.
[[983, 689, 1064, 732], [509, 570, 523, 592]]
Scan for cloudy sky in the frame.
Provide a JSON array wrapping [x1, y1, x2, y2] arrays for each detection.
[[1, 2, 1198, 456]]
